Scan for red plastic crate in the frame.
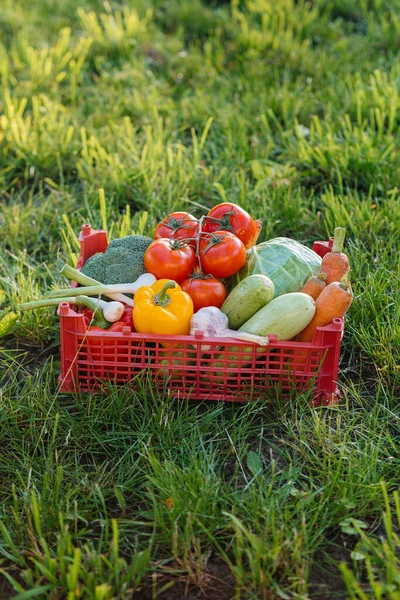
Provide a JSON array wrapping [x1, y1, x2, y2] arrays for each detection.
[[57, 226, 343, 405]]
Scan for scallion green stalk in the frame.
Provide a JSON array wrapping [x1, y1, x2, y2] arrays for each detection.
[[18, 296, 112, 329]]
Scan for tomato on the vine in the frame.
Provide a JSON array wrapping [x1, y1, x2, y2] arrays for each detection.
[[154, 212, 199, 243], [203, 203, 262, 249], [199, 231, 246, 279], [181, 276, 226, 312], [144, 238, 197, 283]]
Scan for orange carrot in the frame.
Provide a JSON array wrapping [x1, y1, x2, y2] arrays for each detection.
[[321, 227, 350, 284], [297, 276, 353, 342], [301, 272, 327, 300]]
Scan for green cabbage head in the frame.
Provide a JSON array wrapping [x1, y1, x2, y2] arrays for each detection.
[[229, 237, 322, 297]]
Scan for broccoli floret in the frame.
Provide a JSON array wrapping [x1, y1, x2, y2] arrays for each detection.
[[81, 235, 153, 285], [106, 234, 153, 257], [102, 246, 147, 284], [81, 252, 106, 282]]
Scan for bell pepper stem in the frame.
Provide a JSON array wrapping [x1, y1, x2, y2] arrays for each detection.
[[153, 281, 176, 307]]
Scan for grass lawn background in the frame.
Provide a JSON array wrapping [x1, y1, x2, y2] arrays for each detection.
[[0, 0, 399, 598]]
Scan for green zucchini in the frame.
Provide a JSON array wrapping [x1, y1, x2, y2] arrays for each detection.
[[221, 274, 275, 329], [239, 292, 316, 341]]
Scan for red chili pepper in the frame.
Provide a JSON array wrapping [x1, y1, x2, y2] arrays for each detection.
[[89, 321, 126, 333], [88, 321, 126, 346], [84, 306, 134, 330], [83, 308, 93, 327], [119, 306, 134, 329]]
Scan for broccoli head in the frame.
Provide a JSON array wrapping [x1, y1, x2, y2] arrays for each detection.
[[81, 234, 153, 284], [80, 252, 106, 282], [106, 234, 152, 256]]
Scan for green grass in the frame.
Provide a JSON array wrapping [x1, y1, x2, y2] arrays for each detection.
[[1, 0, 399, 598]]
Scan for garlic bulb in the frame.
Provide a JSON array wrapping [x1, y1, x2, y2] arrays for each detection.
[[190, 307, 269, 351], [98, 299, 125, 323], [190, 306, 228, 338]]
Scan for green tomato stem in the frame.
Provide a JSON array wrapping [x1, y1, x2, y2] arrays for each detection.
[[196, 216, 205, 276]]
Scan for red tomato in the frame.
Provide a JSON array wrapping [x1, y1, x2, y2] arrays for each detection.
[[199, 231, 246, 278], [203, 203, 262, 249], [181, 276, 226, 312], [154, 212, 199, 242], [144, 238, 197, 283]]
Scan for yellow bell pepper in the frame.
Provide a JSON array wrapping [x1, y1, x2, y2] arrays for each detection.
[[133, 279, 193, 337]]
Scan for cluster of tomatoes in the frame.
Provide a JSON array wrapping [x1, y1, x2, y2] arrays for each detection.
[[143, 203, 262, 312]]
